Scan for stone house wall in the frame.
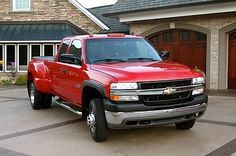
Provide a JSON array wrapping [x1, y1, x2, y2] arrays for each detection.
[[0, 0, 101, 33]]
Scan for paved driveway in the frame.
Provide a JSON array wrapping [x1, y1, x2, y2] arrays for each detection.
[[0, 87, 235, 156]]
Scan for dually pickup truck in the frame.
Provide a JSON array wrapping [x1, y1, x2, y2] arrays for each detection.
[[27, 34, 208, 142]]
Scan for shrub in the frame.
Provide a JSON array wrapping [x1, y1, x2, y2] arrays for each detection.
[[15, 75, 27, 85], [0, 76, 13, 86]]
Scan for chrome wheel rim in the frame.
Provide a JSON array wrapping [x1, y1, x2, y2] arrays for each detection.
[[87, 111, 96, 133], [30, 85, 35, 104]]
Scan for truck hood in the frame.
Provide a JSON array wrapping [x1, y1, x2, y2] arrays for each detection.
[[90, 61, 202, 82]]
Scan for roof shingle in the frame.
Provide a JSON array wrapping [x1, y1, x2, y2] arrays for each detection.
[[89, 5, 129, 33], [106, 0, 235, 15], [0, 22, 87, 41]]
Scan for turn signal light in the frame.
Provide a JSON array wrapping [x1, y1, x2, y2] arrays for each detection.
[[110, 95, 139, 101]]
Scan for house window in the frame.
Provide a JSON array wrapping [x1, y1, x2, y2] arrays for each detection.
[[0, 45, 3, 72], [13, 0, 31, 11], [195, 32, 206, 41], [44, 45, 54, 56], [18, 45, 28, 72], [56, 44, 61, 55], [30, 44, 41, 60], [163, 32, 173, 42], [6, 45, 16, 72], [180, 31, 190, 41]]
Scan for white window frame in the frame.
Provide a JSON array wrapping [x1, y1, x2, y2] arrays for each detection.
[[30, 44, 41, 61], [43, 44, 54, 56], [12, 0, 31, 12], [0, 44, 4, 72], [17, 44, 29, 72], [5, 44, 17, 73]]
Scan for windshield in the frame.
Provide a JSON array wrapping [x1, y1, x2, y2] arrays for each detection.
[[86, 38, 162, 64]]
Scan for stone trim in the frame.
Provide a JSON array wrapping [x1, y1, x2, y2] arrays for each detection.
[[219, 23, 236, 89]]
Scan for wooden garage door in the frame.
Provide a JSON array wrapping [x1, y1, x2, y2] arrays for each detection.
[[228, 32, 236, 89], [148, 30, 207, 73]]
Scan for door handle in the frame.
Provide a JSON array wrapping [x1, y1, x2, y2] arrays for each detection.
[[60, 68, 68, 74]]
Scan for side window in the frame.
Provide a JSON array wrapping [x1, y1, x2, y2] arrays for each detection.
[[58, 39, 70, 61], [69, 40, 82, 59]]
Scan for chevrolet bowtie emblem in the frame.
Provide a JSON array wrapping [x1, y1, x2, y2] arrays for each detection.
[[163, 87, 176, 95]]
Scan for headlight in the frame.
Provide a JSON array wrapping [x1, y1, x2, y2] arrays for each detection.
[[110, 83, 139, 101], [110, 83, 138, 90], [192, 77, 205, 95], [192, 77, 205, 85]]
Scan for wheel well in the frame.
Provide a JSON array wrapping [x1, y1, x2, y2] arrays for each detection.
[[82, 86, 103, 118]]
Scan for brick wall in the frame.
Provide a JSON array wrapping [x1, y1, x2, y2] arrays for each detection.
[[0, 0, 102, 33]]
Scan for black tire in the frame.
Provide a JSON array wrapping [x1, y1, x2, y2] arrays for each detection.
[[43, 94, 52, 109], [87, 98, 108, 142], [175, 119, 196, 130], [28, 82, 52, 110]]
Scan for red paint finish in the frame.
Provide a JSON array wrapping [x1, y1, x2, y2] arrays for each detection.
[[28, 34, 205, 108]]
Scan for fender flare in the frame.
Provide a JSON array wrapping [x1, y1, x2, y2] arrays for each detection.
[[82, 80, 107, 98]]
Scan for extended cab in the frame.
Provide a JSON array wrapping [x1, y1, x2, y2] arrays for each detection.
[[27, 34, 208, 142]]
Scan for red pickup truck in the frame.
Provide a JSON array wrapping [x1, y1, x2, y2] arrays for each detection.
[[27, 34, 208, 142]]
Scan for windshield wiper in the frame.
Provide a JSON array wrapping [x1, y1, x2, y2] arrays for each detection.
[[127, 58, 159, 61], [93, 59, 125, 64]]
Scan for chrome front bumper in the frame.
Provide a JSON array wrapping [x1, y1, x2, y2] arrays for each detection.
[[105, 103, 207, 129]]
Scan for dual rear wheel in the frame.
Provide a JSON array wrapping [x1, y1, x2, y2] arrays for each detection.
[[28, 82, 52, 109]]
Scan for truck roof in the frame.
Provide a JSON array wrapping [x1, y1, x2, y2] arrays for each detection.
[[63, 34, 143, 41]]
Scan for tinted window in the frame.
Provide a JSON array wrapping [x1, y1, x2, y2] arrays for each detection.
[[86, 38, 162, 64], [69, 40, 82, 59]]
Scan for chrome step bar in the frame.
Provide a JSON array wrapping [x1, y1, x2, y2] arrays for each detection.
[[55, 99, 82, 116]]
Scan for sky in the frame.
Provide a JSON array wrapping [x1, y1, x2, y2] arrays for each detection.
[[77, 0, 118, 8]]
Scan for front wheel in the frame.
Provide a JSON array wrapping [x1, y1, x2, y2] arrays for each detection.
[[87, 98, 108, 142], [175, 119, 196, 130]]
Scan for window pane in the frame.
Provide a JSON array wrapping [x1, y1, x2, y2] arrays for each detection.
[[180, 31, 190, 41], [31, 45, 40, 58], [149, 35, 160, 44], [86, 38, 161, 64], [56, 44, 60, 55], [58, 40, 70, 56], [69, 40, 82, 58], [19, 45, 28, 71], [0, 45, 3, 71], [14, 0, 30, 10], [6, 45, 16, 71], [44, 45, 53, 56], [195, 32, 206, 41], [163, 32, 173, 42]]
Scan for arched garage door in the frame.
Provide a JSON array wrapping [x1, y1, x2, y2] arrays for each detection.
[[228, 32, 236, 89], [148, 29, 207, 73]]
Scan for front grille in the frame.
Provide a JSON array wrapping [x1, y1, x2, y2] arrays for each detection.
[[139, 79, 192, 106], [139, 79, 192, 89], [140, 91, 191, 106]]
